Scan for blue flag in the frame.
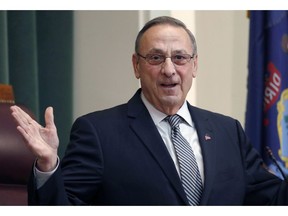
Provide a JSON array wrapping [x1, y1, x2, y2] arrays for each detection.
[[245, 11, 288, 179]]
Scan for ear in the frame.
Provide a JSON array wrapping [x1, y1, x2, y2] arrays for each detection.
[[132, 53, 140, 79], [192, 54, 198, 78]]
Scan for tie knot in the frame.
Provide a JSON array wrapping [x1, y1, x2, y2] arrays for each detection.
[[166, 114, 182, 128]]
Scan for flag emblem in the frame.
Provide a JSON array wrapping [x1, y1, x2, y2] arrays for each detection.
[[205, 134, 211, 141]]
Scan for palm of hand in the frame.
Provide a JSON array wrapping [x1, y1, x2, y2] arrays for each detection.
[[11, 105, 59, 170]]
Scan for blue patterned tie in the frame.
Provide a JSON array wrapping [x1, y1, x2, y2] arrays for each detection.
[[166, 114, 203, 205]]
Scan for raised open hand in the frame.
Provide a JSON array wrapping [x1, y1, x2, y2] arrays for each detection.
[[10, 105, 59, 172]]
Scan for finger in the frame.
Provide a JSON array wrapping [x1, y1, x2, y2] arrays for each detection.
[[11, 105, 31, 126], [11, 105, 40, 130], [16, 124, 38, 148], [16, 125, 31, 142], [16, 125, 42, 156], [45, 106, 56, 129]]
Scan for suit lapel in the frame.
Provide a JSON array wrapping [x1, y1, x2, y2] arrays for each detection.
[[188, 105, 216, 204], [127, 90, 189, 204]]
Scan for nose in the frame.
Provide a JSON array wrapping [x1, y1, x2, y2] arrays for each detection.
[[161, 58, 176, 77]]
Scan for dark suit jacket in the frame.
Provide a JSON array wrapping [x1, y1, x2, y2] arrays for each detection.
[[29, 89, 288, 205]]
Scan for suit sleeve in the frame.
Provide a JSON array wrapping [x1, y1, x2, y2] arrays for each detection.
[[28, 116, 104, 205]]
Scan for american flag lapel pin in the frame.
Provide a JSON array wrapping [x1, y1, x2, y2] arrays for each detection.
[[205, 133, 211, 141]]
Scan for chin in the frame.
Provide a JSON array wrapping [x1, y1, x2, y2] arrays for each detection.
[[161, 95, 181, 107]]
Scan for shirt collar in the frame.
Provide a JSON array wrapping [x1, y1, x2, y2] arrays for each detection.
[[141, 92, 194, 128]]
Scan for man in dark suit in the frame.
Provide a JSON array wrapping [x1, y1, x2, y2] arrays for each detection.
[[11, 16, 288, 205]]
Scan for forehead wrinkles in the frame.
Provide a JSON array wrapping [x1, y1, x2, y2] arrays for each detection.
[[139, 25, 192, 53]]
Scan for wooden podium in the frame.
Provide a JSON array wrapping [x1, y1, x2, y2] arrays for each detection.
[[0, 84, 15, 104]]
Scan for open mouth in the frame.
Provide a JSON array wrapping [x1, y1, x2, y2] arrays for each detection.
[[161, 83, 177, 88]]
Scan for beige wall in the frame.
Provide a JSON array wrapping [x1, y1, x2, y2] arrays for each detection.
[[73, 10, 249, 126], [194, 11, 249, 125], [73, 11, 139, 118]]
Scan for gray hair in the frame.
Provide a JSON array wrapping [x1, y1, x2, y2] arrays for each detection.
[[135, 16, 197, 55]]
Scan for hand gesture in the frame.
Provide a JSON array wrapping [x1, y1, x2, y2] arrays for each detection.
[[10, 105, 59, 172]]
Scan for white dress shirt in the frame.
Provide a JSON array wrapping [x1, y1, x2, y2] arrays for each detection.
[[141, 93, 204, 184]]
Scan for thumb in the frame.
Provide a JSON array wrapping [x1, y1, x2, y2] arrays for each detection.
[[45, 106, 56, 129]]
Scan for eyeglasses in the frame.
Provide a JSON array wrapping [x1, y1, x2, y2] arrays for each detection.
[[137, 53, 194, 66]]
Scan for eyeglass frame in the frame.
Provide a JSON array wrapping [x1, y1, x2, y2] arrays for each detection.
[[137, 53, 195, 66]]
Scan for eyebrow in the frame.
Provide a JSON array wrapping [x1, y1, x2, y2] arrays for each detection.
[[146, 48, 189, 54], [146, 48, 164, 54]]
